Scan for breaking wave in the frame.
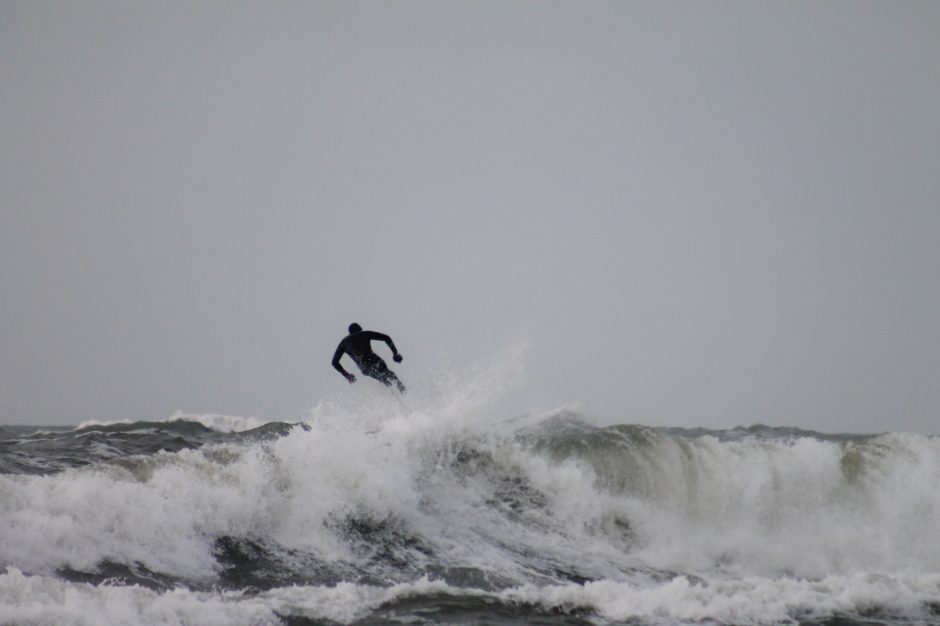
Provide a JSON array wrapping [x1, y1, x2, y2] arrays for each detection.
[[2, 381, 939, 624]]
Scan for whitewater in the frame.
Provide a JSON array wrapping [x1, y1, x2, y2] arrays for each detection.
[[2, 363, 940, 625]]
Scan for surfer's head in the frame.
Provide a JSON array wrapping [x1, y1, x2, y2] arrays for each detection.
[[348, 323, 362, 334]]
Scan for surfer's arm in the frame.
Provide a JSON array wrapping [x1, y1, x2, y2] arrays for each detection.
[[366, 331, 401, 360], [331, 345, 356, 382]]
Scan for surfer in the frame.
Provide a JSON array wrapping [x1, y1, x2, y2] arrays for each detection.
[[331, 323, 406, 393]]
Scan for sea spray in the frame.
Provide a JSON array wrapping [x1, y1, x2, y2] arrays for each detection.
[[2, 380, 940, 624]]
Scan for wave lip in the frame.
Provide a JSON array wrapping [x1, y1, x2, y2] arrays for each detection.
[[77, 411, 274, 434]]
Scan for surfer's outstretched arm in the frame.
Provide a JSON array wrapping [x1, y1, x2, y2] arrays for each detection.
[[364, 331, 401, 361]]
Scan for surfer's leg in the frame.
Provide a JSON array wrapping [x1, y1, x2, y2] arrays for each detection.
[[386, 371, 406, 394], [368, 362, 405, 394]]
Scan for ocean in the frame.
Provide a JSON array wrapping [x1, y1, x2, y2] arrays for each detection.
[[2, 395, 939, 625]]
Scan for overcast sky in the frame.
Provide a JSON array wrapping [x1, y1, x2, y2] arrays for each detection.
[[2, 1, 938, 434]]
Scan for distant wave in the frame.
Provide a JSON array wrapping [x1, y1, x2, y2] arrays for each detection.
[[77, 411, 274, 433]]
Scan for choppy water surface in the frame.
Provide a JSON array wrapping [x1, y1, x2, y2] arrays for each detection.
[[2, 401, 939, 625]]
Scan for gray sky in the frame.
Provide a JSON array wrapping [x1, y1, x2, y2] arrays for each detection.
[[2, 1, 939, 434]]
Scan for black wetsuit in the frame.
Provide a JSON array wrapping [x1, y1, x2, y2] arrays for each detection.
[[332, 330, 406, 393]]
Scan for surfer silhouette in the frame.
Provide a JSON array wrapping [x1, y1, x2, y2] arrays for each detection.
[[332, 323, 406, 393]]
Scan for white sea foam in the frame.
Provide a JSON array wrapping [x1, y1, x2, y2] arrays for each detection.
[[588, 429, 940, 579], [0, 567, 280, 626], [0, 345, 532, 583], [0, 568, 461, 626], [503, 573, 940, 624], [4, 344, 940, 624], [3, 567, 939, 626], [6, 405, 940, 585]]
